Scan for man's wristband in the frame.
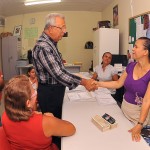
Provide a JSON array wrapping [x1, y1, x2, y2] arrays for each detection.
[[137, 121, 144, 126]]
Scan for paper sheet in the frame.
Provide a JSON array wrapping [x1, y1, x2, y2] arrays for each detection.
[[114, 64, 123, 72], [66, 85, 86, 93], [94, 88, 111, 95], [67, 91, 95, 102], [95, 93, 116, 105]]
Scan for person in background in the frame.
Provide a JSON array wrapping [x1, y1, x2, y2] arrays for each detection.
[[91, 52, 118, 96], [27, 66, 38, 91], [32, 13, 97, 149], [0, 71, 4, 99], [95, 37, 150, 142], [0, 71, 4, 127], [27, 66, 38, 110], [2, 75, 76, 150]]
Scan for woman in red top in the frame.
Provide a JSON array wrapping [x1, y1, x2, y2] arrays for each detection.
[[2, 75, 76, 150]]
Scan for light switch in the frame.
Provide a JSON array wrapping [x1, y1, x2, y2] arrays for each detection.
[[30, 18, 35, 24]]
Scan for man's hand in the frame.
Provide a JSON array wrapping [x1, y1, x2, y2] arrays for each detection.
[[81, 78, 98, 91]]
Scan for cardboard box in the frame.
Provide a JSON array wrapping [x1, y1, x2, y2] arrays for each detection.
[[98, 21, 111, 28], [92, 115, 118, 132]]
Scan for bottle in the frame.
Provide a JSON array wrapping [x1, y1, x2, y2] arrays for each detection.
[[127, 50, 131, 60], [146, 22, 150, 38], [127, 50, 134, 64]]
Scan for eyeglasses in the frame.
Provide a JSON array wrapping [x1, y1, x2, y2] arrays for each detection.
[[30, 90, 37, 99], [52, 25, 66, 32]]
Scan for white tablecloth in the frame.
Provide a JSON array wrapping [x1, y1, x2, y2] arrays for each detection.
[[62, 94, 149, 150]]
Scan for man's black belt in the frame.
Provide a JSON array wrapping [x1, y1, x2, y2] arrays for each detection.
[[38, 82, 63, 87]]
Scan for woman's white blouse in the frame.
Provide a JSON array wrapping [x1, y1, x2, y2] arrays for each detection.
[[94, 64, 118, 94]]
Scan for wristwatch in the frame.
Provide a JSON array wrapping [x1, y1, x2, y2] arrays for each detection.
[[137, 121, 144, 126]]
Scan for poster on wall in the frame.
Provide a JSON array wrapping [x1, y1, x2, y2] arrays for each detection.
[[113, 5, 118, 27], [24, 27, 38, 39], [13, 25, 22, 36]]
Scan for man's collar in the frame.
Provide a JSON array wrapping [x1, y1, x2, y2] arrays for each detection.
[[43, 31, 57, 46]]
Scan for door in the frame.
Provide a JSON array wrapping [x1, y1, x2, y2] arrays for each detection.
[[2, 37, 10, 80], [2, 36, 18, 80], [8, 36, 18, 78], [93, 29, 100, 67]]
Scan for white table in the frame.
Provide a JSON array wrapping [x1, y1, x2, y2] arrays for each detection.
[[16, 64, 33, 74], [16, 64, 81, 75], [62, 95, 150, 150], [64, 65, 81, 73]]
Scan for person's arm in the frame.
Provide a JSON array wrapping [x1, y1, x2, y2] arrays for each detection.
[[112, 74, 119, 81], [34, 46, 80, 89], [33, 77, 38, 88], [91, 72, 98, 80], [128, 82, 150, 142], [37, 47, 97, 91], [97, 71, 127, 89], [80, 78, 98, 91], [111, 66, 119, 81], [42, 114, 76, 137]]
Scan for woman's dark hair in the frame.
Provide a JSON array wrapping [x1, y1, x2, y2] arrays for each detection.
[[4, 75, 32, 121], [27, 66, 34, 77], [138, 37, 150, 59], [101, 52, 112, 64]]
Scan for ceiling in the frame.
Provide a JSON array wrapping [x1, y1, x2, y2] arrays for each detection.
[[0, 0, 114, 17]]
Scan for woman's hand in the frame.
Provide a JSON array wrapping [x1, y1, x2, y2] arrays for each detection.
[[128, 124, 143, 142], [44, 112, 54, 117], [91, 80, 99, 86]]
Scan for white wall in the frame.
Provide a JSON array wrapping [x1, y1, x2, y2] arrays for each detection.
[[0, 27, 3, 33], [3, 11, 102, 71], [102, 0, 150, 55]]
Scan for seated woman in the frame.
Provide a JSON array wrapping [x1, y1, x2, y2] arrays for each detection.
[[27, 66, 38, 91], [1, 75, 76, 150], [91, 52, 118, 96], [27, 66, 39, 110]]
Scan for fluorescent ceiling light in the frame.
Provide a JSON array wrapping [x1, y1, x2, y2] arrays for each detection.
[[25, 0, 61, 6]]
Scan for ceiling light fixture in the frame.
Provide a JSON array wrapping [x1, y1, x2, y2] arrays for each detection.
[[24, 0, 61, 6]]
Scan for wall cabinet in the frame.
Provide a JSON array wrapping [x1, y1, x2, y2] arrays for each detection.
[[93, 28, 119, 67]]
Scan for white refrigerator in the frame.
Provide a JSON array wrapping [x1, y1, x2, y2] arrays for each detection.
[[93, 28, 119, 67]]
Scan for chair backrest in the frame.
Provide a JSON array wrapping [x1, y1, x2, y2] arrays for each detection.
[[0, 127, 11, 150]]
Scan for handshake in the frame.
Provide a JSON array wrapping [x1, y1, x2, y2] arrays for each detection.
[[81, 78, 99, 91]]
